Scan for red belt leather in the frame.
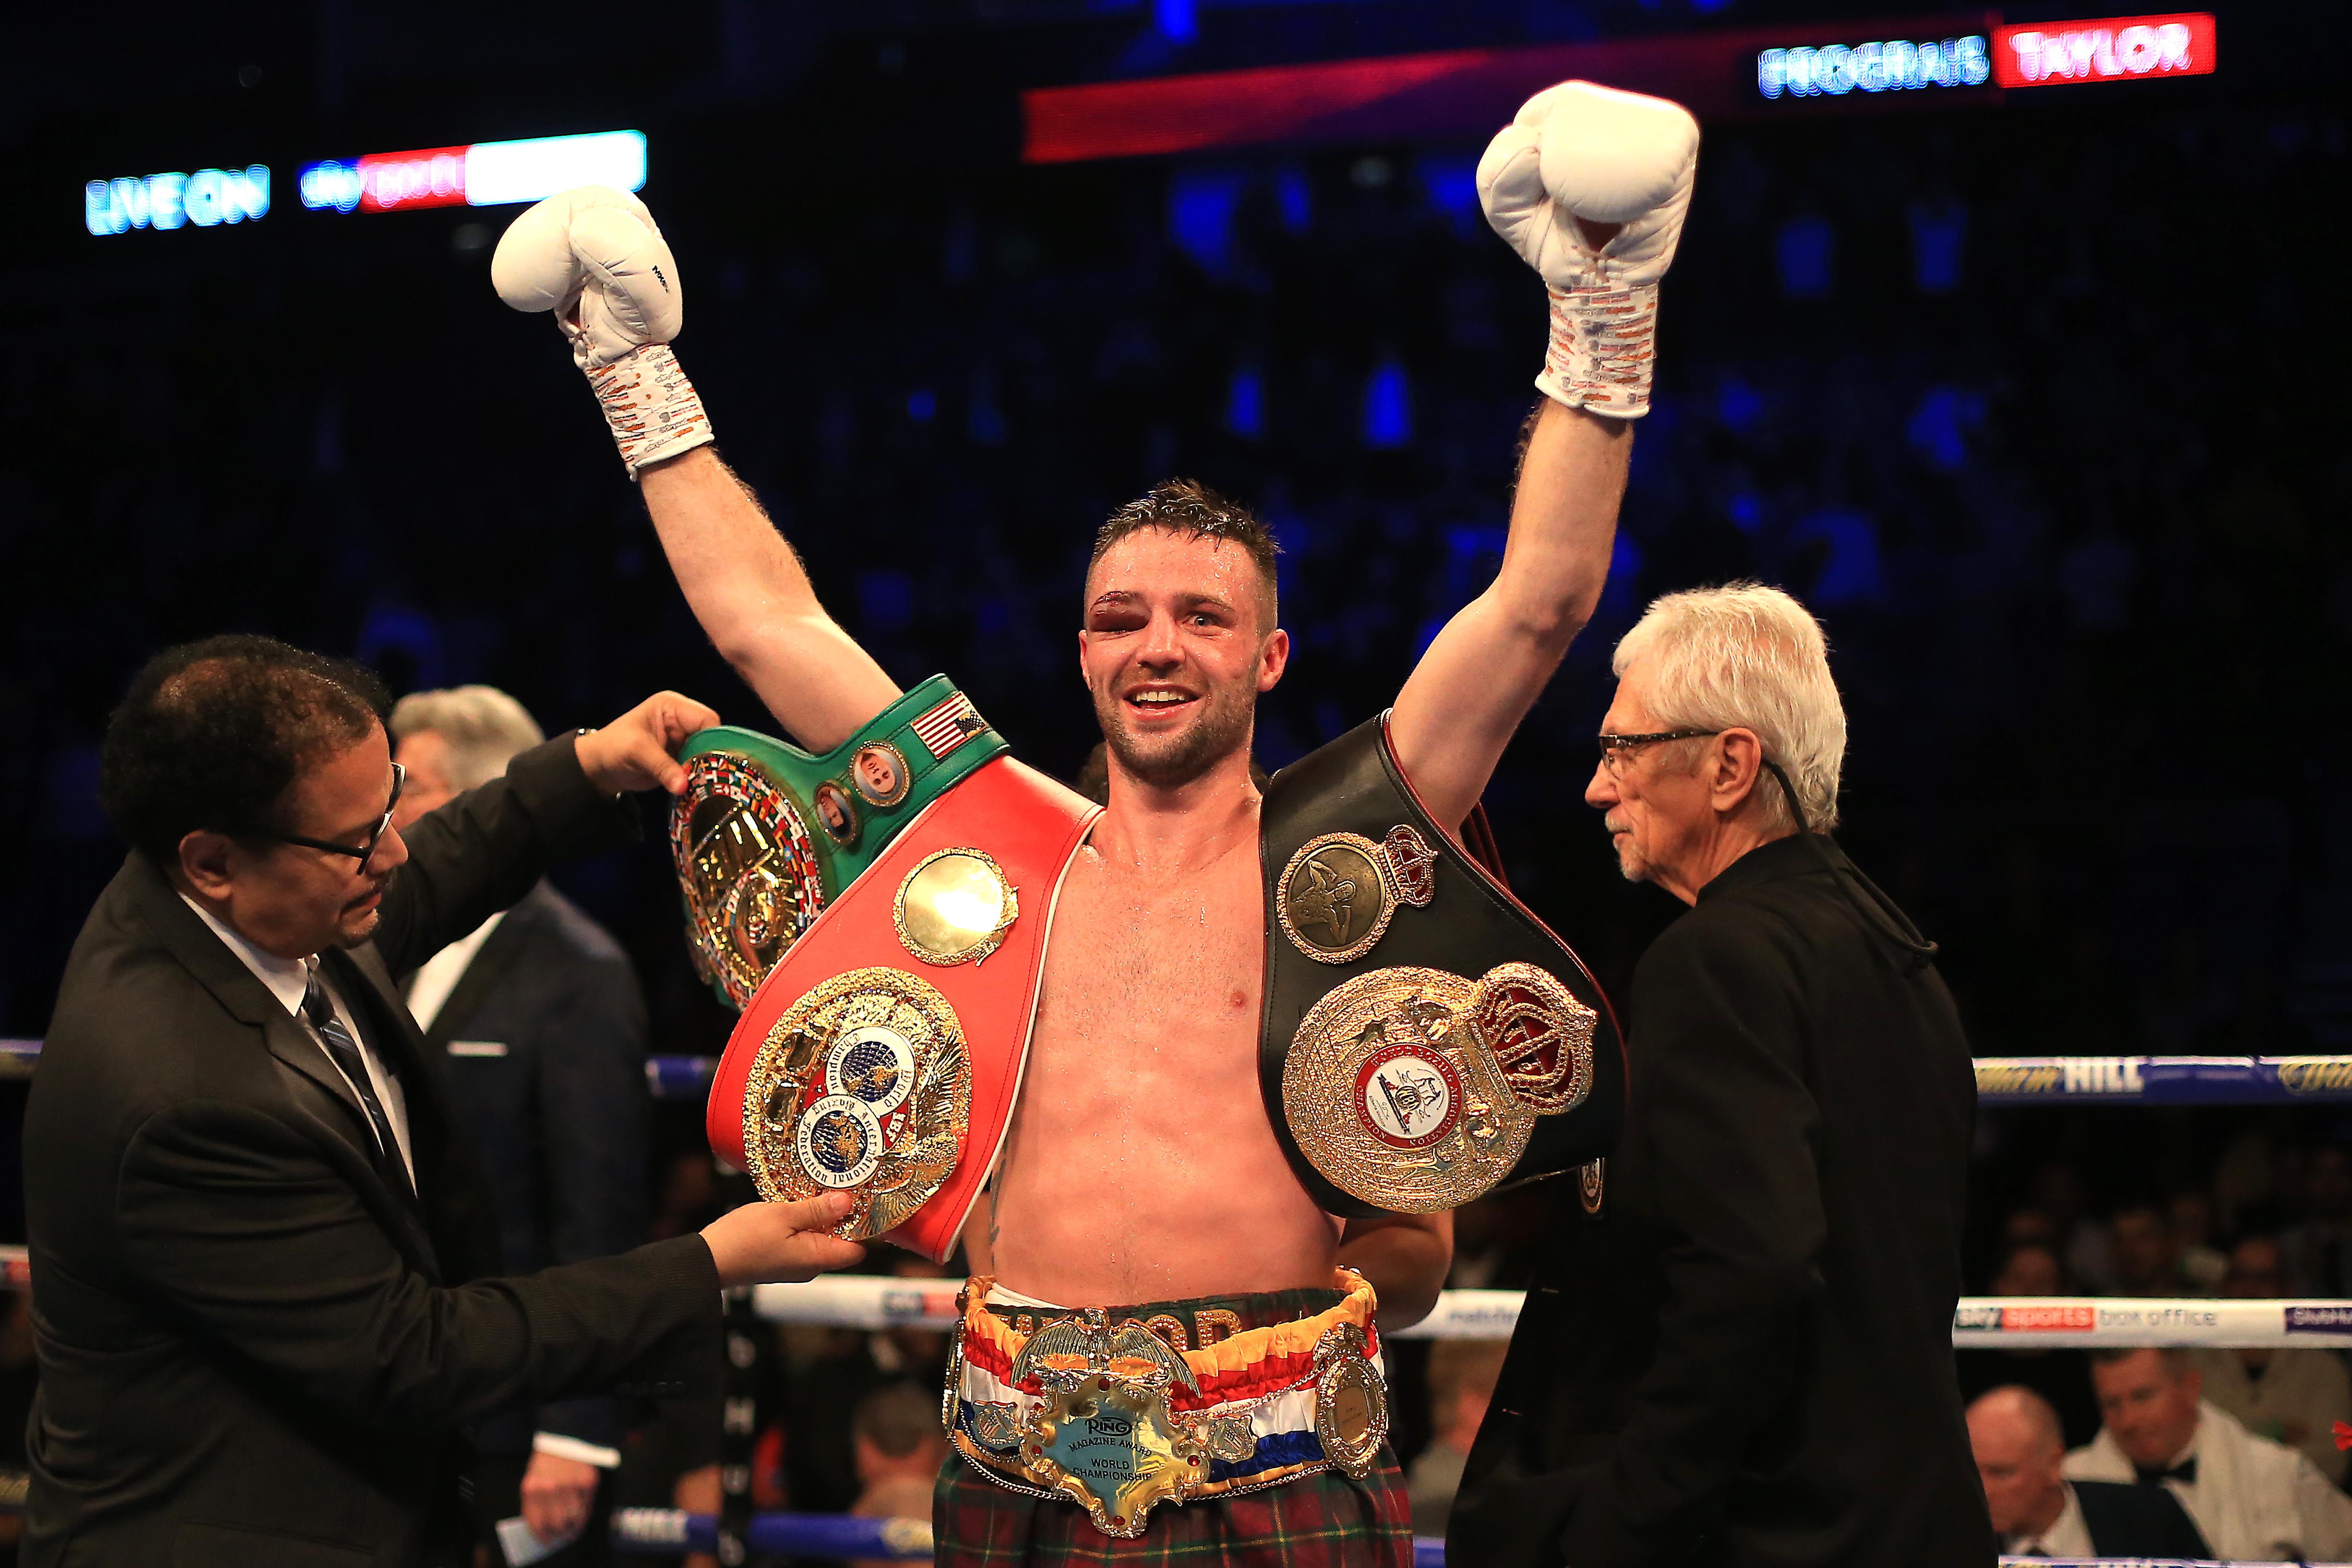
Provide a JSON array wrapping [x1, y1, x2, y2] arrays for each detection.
[[706, 756, 1100, 1261]]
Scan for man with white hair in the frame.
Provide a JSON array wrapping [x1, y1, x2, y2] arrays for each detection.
[[1452, 583, 1992, 1566], [389, 685, 654, 1566]]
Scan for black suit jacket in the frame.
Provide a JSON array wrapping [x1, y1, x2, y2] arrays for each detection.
[[412, 881, 651, 1458], [23, 736, 722, 1568], [1451, 835, 1994, 1568], [2072, 1480, 2213, 1557]]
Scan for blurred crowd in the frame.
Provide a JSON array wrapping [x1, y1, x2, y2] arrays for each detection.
[[0, 49, 2347, 1568]]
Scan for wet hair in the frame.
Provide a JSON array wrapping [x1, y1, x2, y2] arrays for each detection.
[[1088, 478, 1280, 627], [100, 634, 389, 866]]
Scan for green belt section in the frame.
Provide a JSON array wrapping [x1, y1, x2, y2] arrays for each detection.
[[675, 675, 1008, 1007]]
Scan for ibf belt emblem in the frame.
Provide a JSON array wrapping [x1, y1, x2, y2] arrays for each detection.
[[671, 754, 827, 1009], [741, 969, 970, 1239], [1277, 824, 1442, 966]]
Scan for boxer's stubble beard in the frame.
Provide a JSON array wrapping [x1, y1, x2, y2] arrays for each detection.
[[1093, 668, 1258, 789]]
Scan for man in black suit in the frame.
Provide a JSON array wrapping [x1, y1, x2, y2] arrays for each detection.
[[1450, 584, 1993, 1567], [1969, 1386, 2210, 1557], [23, 635, 863, 1568], [388, 685, 651, 1561]]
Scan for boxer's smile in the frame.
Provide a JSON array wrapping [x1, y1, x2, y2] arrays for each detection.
[[1122, 682, 1200, 721]]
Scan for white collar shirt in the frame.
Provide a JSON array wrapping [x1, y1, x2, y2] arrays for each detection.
[[404, 911, 505, 1034], [2066, 1398, 2352, 1561], [179, 894, 416, 1183], [2005, 1481, 2093, 1557]]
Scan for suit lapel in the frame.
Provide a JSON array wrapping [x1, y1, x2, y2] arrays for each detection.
[[330, 944, 504, 1282], [423, 887, 543, 1050], [123, 857, 446, 1272]]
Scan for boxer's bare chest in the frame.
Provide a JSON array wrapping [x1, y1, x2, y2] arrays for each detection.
[[985, 828, 1339, 1304]]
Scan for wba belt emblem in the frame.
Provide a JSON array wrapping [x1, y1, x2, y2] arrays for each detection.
[[1281, 962, 1597, 1211]]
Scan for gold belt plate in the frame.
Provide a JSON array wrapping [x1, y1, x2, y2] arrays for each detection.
[[1281, 961, 1593, 1212], [740, 967, 970, 1238], [1010, 1310, 1207, 1538], [671, 754, 828, 1009]]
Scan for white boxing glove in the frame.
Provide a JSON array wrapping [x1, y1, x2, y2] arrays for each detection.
[[1478, 81, 1699, 417], [492, 186, 712, 477]]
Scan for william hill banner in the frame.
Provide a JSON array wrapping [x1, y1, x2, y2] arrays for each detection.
[[1973, 1055, 2352, 1105]]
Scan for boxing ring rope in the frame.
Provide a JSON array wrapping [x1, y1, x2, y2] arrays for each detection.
[[645, 1052, 2352, 1105], [9, 1044, 2352, 1563], [13, 1043, 2352, 1104]]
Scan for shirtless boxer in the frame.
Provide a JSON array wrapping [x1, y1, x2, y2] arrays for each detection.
[[494, 78, 1696, 1563]]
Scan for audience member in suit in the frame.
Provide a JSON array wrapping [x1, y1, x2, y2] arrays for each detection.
[[2068, 1345, 2352, 1561], [2193, 1234, 2352, 1484], [1450, 586, 1993, 1568], [22, 636, 863, 1568], [1969, 1385, 2210, 1557], [388, 686, 653, 1562]]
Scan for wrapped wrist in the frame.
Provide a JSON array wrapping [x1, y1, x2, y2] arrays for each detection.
[[1536, 282, 1659, 418], [585, 343, 715, 478]]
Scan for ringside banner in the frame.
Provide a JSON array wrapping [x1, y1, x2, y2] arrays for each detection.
[[1974, 1055, 2352, 1104], [1993, 11, 2215, 87]]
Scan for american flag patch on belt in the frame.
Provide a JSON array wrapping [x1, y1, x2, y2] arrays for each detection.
[[911, 693, 986, 759]]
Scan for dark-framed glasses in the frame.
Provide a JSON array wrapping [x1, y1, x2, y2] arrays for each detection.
[[1596, 730, 1720, 775], [249, 763, 405, 871]]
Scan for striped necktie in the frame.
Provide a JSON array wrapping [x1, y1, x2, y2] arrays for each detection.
[[301, 965, 409, 1191]]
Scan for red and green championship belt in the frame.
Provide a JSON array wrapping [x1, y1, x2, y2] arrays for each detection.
[[670, 676, 1005, 1009], [701, 747, 1100, 1262]]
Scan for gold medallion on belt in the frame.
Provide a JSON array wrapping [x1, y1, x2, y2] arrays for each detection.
[[740, 967, 970, 1238], [671, 754, 828, 1008], [1281, 961, 1599, 1211], [1274, 826, 1440, 966], [1010, 1311, 1208, 1538]]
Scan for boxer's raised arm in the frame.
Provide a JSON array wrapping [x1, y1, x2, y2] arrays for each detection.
[[490, 187, 899, 750], [637, 449, 900, 750], [1392, 403, 1627, 831], [1389, 83, 1699, 833]]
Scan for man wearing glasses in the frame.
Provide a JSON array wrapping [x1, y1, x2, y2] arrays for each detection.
[[21, 634, 865, 1568], [1449, 583, 1991, 1568]]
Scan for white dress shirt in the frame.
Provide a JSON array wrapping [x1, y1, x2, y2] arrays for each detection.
[[179, 895, 415, 1182], [404, 911, 505, 1034], [184, 899, 616, 1474], [2066, 1397, 2352, 1561], [2005, 1480, 2094, 1557]]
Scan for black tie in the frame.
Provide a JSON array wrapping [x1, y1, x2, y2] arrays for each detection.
[[301, 966, 409, 1191], [2135, 1458, 2196, 1486]]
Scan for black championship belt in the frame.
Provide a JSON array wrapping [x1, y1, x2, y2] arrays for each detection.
[[1257, 713, 1625, 1217]]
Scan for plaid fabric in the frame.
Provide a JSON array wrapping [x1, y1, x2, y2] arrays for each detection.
[[934, 1447, 1412, 1568], [937, 1279, 1411, 1566]]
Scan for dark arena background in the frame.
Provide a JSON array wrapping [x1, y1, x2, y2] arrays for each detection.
[[0, 0, 2347, 1558]]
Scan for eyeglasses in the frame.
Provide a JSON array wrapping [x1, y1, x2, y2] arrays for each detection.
[[1596, 730, 1720, 775], [249, 763, 405, 872]]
